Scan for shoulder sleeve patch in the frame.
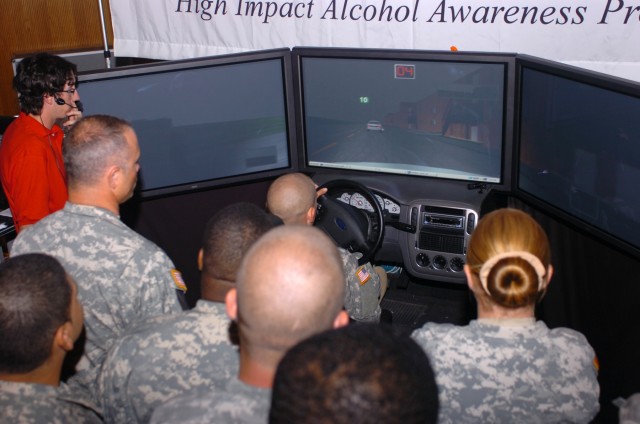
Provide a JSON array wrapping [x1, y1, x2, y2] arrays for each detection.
[[170, 269, 187, 293], [355, 266, 371, 286]]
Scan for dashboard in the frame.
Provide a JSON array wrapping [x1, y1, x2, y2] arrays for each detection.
[[315, 173, 488, 285], [337, 192, 401, 215]]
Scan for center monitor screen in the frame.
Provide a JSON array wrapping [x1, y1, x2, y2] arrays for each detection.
[[295, 49, 511, 184], [78, 50, 294, 197]]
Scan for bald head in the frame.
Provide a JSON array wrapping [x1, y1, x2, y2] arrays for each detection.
[[235, 225, 345, 354], [266, 173, 317, 225]]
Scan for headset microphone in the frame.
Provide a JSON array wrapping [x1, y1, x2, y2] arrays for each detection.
[[55, 97, 84, 112]]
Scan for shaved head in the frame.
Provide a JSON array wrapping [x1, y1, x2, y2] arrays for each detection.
[[266, 173, 317, 225], [235, 225, 345, 355]]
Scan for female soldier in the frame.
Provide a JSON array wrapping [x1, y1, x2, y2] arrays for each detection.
[[412, 208, 600, 424]]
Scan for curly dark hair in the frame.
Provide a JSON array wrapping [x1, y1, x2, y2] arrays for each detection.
[[270, 323, 439, 424], [13, 53, 77, 115]]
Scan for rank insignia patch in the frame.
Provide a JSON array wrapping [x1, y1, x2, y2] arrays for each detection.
[[171, 269, 187, 292]]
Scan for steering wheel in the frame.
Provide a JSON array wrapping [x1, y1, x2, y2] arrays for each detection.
[[314, 179, 385, 266]]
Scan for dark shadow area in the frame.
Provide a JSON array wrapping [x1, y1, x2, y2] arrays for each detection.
[[381, 271, 474, 336]]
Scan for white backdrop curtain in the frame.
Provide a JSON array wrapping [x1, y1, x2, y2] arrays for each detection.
[[110, 0, 640, 81]]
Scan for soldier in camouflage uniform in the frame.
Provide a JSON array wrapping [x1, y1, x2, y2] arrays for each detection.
[[0, 253, 101, 423], [412, 208, 600, 423], [266, 172, 387, 322], [12, 115, 185, 402], [97, 202, 282, 423], [150, 225, 349, 423]]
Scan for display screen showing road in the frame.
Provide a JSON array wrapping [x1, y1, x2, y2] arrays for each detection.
[[299, 55, 506, 183]]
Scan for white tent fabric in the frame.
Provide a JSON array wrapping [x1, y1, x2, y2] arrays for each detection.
[[110, 0, 640, 82]]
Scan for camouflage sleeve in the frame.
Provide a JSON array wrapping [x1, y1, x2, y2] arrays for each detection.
[[11, 230, 39, 255], [127, 247, 183, 320], [339, 249, 381, 322], [96, 332, 139, 423], [549, 327, 601, 422]]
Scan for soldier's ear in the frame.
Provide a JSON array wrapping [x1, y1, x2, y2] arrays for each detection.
[[225, 288, 238, 321], [333, 310, 349, 329], [107, 165, 120, 190], [544, 265, 554, 288], [464, 264, 476, 291], [197, 248, 203, 271], [54, 322, 75, 352], [306, 205, 316, 225]]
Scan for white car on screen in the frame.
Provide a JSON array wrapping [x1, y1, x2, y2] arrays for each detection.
[[366, 120, 384, 131]]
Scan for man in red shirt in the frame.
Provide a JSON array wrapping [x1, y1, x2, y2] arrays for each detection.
[[0, 53, 82, 232]]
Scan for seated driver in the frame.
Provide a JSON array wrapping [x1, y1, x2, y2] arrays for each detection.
[[266, 172, 387, 322]]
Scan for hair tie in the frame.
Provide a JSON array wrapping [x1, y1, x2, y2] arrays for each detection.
[[478, 251, 546, 297]]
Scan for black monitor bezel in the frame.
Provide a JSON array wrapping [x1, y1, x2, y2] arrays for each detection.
[[513, 54, 640, 258], [77, 48, 298, 199], [291, 46, 517, 192]]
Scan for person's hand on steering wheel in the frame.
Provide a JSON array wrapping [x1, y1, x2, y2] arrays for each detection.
[[314, 179, 384, 266]]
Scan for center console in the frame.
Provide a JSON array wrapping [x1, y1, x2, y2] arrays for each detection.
[[401, 200, 479, 284]]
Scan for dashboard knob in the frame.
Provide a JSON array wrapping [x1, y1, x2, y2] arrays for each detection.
[[416, 252, 430, 267]]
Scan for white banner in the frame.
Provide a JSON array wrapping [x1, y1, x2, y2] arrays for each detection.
[[110, 0, 640, 81]]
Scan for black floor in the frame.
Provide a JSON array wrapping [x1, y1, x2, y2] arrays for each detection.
[[380, 269, 475, 335]]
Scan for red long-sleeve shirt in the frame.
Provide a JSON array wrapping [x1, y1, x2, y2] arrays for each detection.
[[0, 113, 68, 232]]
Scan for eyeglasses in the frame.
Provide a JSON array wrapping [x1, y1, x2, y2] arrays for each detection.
[[58, 88, 76, 95]]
